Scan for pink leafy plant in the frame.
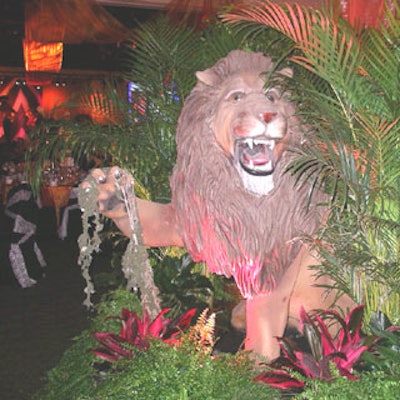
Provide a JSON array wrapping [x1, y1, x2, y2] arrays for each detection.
[[91, 307, 196, 362], [254, 305, 375, 391]]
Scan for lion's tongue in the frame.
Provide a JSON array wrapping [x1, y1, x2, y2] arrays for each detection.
[[243, 145, 271, 166]]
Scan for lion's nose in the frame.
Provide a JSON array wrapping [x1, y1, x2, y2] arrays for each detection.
[[261, 112, 277, 123]]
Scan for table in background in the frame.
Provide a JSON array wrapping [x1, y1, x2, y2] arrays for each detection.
[[40, 185, 73, 229]]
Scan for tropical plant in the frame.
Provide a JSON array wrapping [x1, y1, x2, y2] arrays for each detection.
[[153, 253, 227, 317], [91, 306, 196, 362], [361, 310, 400, 375], [297, 369, 400, 400], [254, 306, 374, 391], [223, 0, 400, 324]]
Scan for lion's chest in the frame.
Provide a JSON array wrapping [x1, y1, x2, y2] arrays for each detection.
[[179, 187, 304, 299]]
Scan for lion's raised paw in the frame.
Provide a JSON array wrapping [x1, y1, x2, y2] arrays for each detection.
[[87, 167, 132, 220]]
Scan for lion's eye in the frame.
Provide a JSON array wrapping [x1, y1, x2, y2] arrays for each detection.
[[228, 91, 245, 103], [266, 89, 278, 103]]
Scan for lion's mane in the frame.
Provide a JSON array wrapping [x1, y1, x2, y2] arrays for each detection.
[[170, 50, 327, 299]]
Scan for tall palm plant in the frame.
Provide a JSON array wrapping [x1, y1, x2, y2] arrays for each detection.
[[223, 0, 400, 323]]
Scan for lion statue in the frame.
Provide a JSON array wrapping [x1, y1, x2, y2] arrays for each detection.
[[92, 50, 354, 360]]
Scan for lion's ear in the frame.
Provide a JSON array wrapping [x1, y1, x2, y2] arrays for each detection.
[[278, 67, 294, 78], [196, 69, 219, 87]]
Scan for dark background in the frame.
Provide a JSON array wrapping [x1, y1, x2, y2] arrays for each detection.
[[0, 0, 158, 71]]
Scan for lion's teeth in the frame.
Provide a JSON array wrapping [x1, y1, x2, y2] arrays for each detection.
[[241, 138, 275, 150], [244, 138, 254, 149]]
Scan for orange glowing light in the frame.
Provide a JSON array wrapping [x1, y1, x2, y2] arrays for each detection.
[[23, 40, 63, 73]]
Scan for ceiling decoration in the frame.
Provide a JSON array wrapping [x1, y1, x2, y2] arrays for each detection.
[[166, 0, 237, 27], [96, 0, 170, 8], [23, 0, 131, 78], [96, 0, 327, 9], [2, 0, 391, 77], [23, 40, 64, 73], [25, 0, 131, 44]]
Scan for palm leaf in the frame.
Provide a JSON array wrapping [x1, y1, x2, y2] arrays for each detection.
[[359, 3, 400, 116], [120, 16, 203, 103], [222, 0, 328, 45]]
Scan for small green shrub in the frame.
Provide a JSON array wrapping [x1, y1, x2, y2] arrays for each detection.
[[298, 370, 400, 400], [79, 341, 280, 400]]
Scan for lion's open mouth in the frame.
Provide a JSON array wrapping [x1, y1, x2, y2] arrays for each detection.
[[235, 137, 275, 176]]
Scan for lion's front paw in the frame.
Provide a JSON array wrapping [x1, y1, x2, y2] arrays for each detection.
[[231, 299, 246, 332], [84, 166, 131, 220]]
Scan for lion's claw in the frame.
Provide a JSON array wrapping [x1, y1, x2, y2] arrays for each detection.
[[85, 167, 132, 220], [113, 168, 122, 180]]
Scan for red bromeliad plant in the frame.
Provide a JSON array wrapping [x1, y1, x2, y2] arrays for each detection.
[[92, 307, 197, 362], [254, 306, 375, 391]]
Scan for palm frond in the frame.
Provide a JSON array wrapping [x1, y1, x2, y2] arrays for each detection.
[[120, 16, 203, 102], [359, 3, 400, 117], [223, 0, 330, 45]]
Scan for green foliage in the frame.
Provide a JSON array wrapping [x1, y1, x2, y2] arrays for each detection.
[[35, 289, 400, 400], [153, 253, 215, 316], [297, 370, 400, 400], [83, 341, 280, 400], [34, 288, 279, 400], [361, 311, 400, 375], [152, 252, 236, 333]]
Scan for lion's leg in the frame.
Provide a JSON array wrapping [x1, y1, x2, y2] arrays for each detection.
[[243, 248, 355, 361], [245, 293, 290, 361], [244, 250, 306, 361]]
